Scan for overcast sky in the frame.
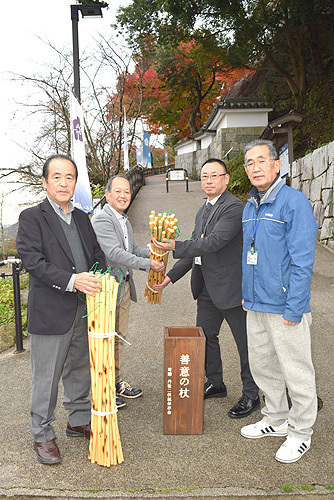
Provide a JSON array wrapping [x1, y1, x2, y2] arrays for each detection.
[[0, 0, 130, 224]]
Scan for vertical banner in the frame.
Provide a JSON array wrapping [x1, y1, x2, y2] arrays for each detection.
[[143, 132, 150, 167], [279, 142, 289, 178], [70, 91, 93, 214], [136, 148, 143, 165], [123, 108, 129, 171], [165, 150, 168, 166], [148, 150, 152, 169]]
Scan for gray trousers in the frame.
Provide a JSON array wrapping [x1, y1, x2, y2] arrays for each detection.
[[30, 303, 91, 442], [246, 310, 317, 440]]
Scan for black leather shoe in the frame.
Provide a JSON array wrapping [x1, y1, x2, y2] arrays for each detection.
[[204, 381, 227, 399], [228, 394, 260, 419]]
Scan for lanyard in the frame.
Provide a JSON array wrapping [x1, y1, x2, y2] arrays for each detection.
[[251, 204, 267, 249]]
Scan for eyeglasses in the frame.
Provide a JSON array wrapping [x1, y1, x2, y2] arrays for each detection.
[[201, 173, 228, 181], [245, 158, 275, 169]]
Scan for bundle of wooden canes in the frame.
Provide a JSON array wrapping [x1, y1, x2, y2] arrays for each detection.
[[86, 273, 124, 466], [144, 210, 178, 304]]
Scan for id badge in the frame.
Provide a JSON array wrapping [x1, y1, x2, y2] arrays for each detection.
[[247, 250, 258, 265], [195, 256, 202, 265]]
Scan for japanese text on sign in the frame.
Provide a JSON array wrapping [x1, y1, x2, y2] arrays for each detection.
[[179, 354, 190, 398], [169, 170, 185, 181], [167, 367, 172, 415]]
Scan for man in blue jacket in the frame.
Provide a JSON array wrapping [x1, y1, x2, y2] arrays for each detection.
[[240, 139, 318, 463]]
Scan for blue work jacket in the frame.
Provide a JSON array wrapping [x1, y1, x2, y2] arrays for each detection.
[[242, 179, 318, 323]]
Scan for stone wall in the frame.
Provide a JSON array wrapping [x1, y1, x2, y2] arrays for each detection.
[[175, 126, 264, 178], [176, 135, 333, 248], [291, 141, 334, 248]]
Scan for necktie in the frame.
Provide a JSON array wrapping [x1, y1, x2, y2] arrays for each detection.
[[202, 202, 212, 229]]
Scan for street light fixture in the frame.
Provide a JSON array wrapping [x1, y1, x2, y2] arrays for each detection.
[[71, 2, 108, 101]]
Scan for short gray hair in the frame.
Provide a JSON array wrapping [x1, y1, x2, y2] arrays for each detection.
[[105, 175, 130, 193], [43, 154, 78, 181], [243, 139, 278, 163]]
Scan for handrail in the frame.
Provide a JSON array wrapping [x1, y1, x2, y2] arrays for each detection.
[[0, 259, 24, 353], [93, 164, 174, 211]]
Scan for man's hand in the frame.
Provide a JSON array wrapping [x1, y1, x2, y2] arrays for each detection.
[[150, 260, 165, 273], [74, 272, 103, 296], [152, 237, 175, 251], [153, 275, 171, 292], [283, 319, 300, 326]]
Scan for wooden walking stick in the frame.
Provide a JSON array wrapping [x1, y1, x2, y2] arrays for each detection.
[[144, 210, 179, 304], [87, 273, 124, 466]]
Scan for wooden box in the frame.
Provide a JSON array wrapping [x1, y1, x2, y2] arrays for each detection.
[[163, 326, 206, 435]]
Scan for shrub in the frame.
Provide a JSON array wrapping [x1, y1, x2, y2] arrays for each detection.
[[0, 273, 29, 327], [226, 153, 252, 201]]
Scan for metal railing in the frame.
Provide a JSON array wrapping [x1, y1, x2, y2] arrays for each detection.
[[0, 259, 24, 353], [125, 165, 145, 209], [93, 164, 174, 212], [143, 164, 173, 177], [3, 163, 175, 354]]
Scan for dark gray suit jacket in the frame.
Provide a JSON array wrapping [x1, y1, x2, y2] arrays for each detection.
[[167, 190, 244, 310], [16, 198, 106, 335]]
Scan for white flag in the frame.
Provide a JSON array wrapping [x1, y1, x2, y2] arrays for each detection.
[[70, 90, 93, 214], [123, 108, 129, 171], [136, 147, 143, 165]]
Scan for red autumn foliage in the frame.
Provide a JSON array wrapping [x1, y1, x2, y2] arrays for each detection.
[[108, 38, 252, 140]]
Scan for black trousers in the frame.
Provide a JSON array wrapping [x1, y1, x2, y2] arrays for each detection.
[[196, 288, 258, 399]]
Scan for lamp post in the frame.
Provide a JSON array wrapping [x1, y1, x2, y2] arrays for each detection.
[[71, 2, 108, 101]]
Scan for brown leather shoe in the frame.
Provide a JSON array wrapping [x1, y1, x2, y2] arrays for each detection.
[[34, 439, 62, 465], [66, 422, 91, 439]]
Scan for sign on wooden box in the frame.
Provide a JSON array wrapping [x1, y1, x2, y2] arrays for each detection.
[[163, 326, 206, 435]]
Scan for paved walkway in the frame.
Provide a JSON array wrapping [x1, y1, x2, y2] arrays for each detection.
[[0, 175, 333, 499]]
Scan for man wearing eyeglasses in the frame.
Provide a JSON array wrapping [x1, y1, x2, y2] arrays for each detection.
[[240, 139, 318, 463], [153, 158, 259, 419]]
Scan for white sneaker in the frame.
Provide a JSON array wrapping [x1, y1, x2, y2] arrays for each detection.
[[275, 436, 311, 463], [241, 419, 288, 439]]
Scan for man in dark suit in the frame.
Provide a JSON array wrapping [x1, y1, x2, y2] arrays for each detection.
[[153, 158, 259, 418], [16, 154, 106, 465]]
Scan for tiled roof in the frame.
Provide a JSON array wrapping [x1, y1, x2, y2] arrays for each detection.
[[218, 97, 271, 109]]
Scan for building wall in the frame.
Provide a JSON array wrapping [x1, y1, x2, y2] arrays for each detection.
[[201, 135, 214, 149], [217, 111, 270, 129], [291, 141, 334, 248], [176, 126, 265, 177], [175, 140, 197, 154], [176, 135, 333, 248]]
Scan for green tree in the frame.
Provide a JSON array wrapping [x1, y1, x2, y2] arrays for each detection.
[[116, 0, 334, 110]]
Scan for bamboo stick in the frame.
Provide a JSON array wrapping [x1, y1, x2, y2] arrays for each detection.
[[144, 210, 179, 304], [87, 273, 123, 466]]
